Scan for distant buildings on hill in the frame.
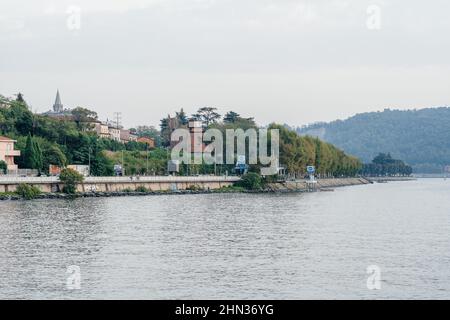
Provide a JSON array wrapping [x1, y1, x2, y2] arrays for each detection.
[[92, 121, 139, 143], [0, 99, 10, 109], [41, 90, 154, 146], [137, 137, 155, 149]]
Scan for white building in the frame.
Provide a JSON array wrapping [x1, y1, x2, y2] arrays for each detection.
[[120, 129, 138, 143], [94, 122, 110, 139], [108, 126, 121, 142]]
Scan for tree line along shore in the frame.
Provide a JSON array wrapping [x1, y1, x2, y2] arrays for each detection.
[[1, 93, 362, 177], [1, 92, 412, 200], [0, 176, 376, 201]]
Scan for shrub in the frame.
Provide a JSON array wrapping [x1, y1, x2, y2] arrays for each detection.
[[236, 172, 263, 190], [135, 185, 149, 193], [186, 184, 202, 191], [0, 160, 7, 174], [59, 168, 84, 194], [16, 183, 41, 200]]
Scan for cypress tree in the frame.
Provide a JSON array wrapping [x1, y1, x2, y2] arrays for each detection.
[[22, 134, 43, 173], [33, 139, 43, 173], [23, 133, 34, 169]]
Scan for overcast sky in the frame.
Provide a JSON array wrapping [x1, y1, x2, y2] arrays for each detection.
[[1, 0, 449, 128]]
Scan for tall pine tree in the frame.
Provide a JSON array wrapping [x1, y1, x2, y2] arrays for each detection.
[[33, 139, 43, 173], [23, 134, 34, 169], [22, 134, 43, 173]]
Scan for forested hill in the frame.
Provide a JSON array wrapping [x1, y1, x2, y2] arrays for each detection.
[[297, 107, 450, 173]]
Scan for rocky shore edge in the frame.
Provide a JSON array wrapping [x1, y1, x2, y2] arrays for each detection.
[[0, 177, 415, 201], [0, 187, 313, 201]]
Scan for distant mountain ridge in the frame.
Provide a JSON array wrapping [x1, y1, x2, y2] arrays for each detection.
[[297, 107, 450, 173]]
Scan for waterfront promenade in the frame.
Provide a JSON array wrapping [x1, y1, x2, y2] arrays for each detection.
[[0, 175, 240, 193], [0, 175, 377, 196]]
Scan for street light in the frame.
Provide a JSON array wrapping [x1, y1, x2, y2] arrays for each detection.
[[122, 149, 125, 176], [88, 145, 92, 177], [146, 144, 149, 176]]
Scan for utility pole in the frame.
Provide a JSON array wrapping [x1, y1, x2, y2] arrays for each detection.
[[146, 144, 149, 176], [88, 145, 91, 176], [121, 149, 125, 176], [113, 112, 122, 129], [166, 146, 170, 175], [214, 151, 217, 176], [114, 112, 123, 175]]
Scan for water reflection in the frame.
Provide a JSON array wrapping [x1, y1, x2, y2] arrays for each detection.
[[1, 180, 449, 299]]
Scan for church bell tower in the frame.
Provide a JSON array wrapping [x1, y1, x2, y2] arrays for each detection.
[[53, 89, 63, 113]]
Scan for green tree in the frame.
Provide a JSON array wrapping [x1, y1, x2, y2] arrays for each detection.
[[44, 144, 67, 168], [71, 107, 98, 130], [59, 168, 84, 194], [362, 153, 412, 177], [223, 111, 240, 123], [236, 172, 264, 190], [0, 160, 7, 174], [0, 113, 6, 134], [160, 117, 171, 147], [17, 111, 34, 135], [192, 107, 221, 126], [176, 108, 188, 126], [15, 92, 26, 104], [22, 134, 35, 169], [269, 124, 361, 177], [22, 134, 43, 172], [16, 184, 41, 199], [33, 139, 43, 173], [9, 102, 34, 135]]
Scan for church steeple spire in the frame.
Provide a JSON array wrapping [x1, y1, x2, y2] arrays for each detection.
[[53, 89, 63, 113]]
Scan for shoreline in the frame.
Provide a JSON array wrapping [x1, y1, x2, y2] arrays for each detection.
[[0, 176, 403, 201]]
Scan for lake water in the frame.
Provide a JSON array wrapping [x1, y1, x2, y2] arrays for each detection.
[[0, 179, 449, 299]]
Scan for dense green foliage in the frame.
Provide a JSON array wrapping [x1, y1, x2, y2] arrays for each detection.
[[133, 125, 162, 147], [236, 172, 264, 190], [361, 153, 413, 177], [16, 183, 41, 199], [273, 124, 362, 177], [192, 107, 221, 126], [135, 185, 149, 193], [105, 148, 169, 175], [59, 168, 84, 194], [0, 95, 150, 176], [298, 107, 450, 173], [22, 134, 43, 173], [160, 108, 362, 177], [0, 160, 7, 174], [1, 93, 363, 179]]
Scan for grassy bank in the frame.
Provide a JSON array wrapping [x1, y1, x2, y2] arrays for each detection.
[[104, 149, 168, 175]]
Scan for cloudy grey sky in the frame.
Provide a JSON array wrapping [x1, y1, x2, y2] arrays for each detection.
[[1, 0, 449, 128]]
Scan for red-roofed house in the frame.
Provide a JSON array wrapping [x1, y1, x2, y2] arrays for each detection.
[[137, 137, 155, 148], [0, 136, 21, 172]]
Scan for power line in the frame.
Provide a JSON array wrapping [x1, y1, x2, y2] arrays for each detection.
[[113, 112, 122, 129]]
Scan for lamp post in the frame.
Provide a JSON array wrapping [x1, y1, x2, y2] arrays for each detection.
[[122, 149, 125, 176], [214, 151, 217, 176], [146, 144, 149, 176], [88, 146, 91, 177]]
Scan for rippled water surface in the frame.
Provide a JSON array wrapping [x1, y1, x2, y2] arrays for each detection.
[[1, 179, 449, 299]]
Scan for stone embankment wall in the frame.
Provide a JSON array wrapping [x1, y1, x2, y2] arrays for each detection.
[[0, 176, 375, 194], [268, 177, 372, 192], [0, 176, 239, 193]]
